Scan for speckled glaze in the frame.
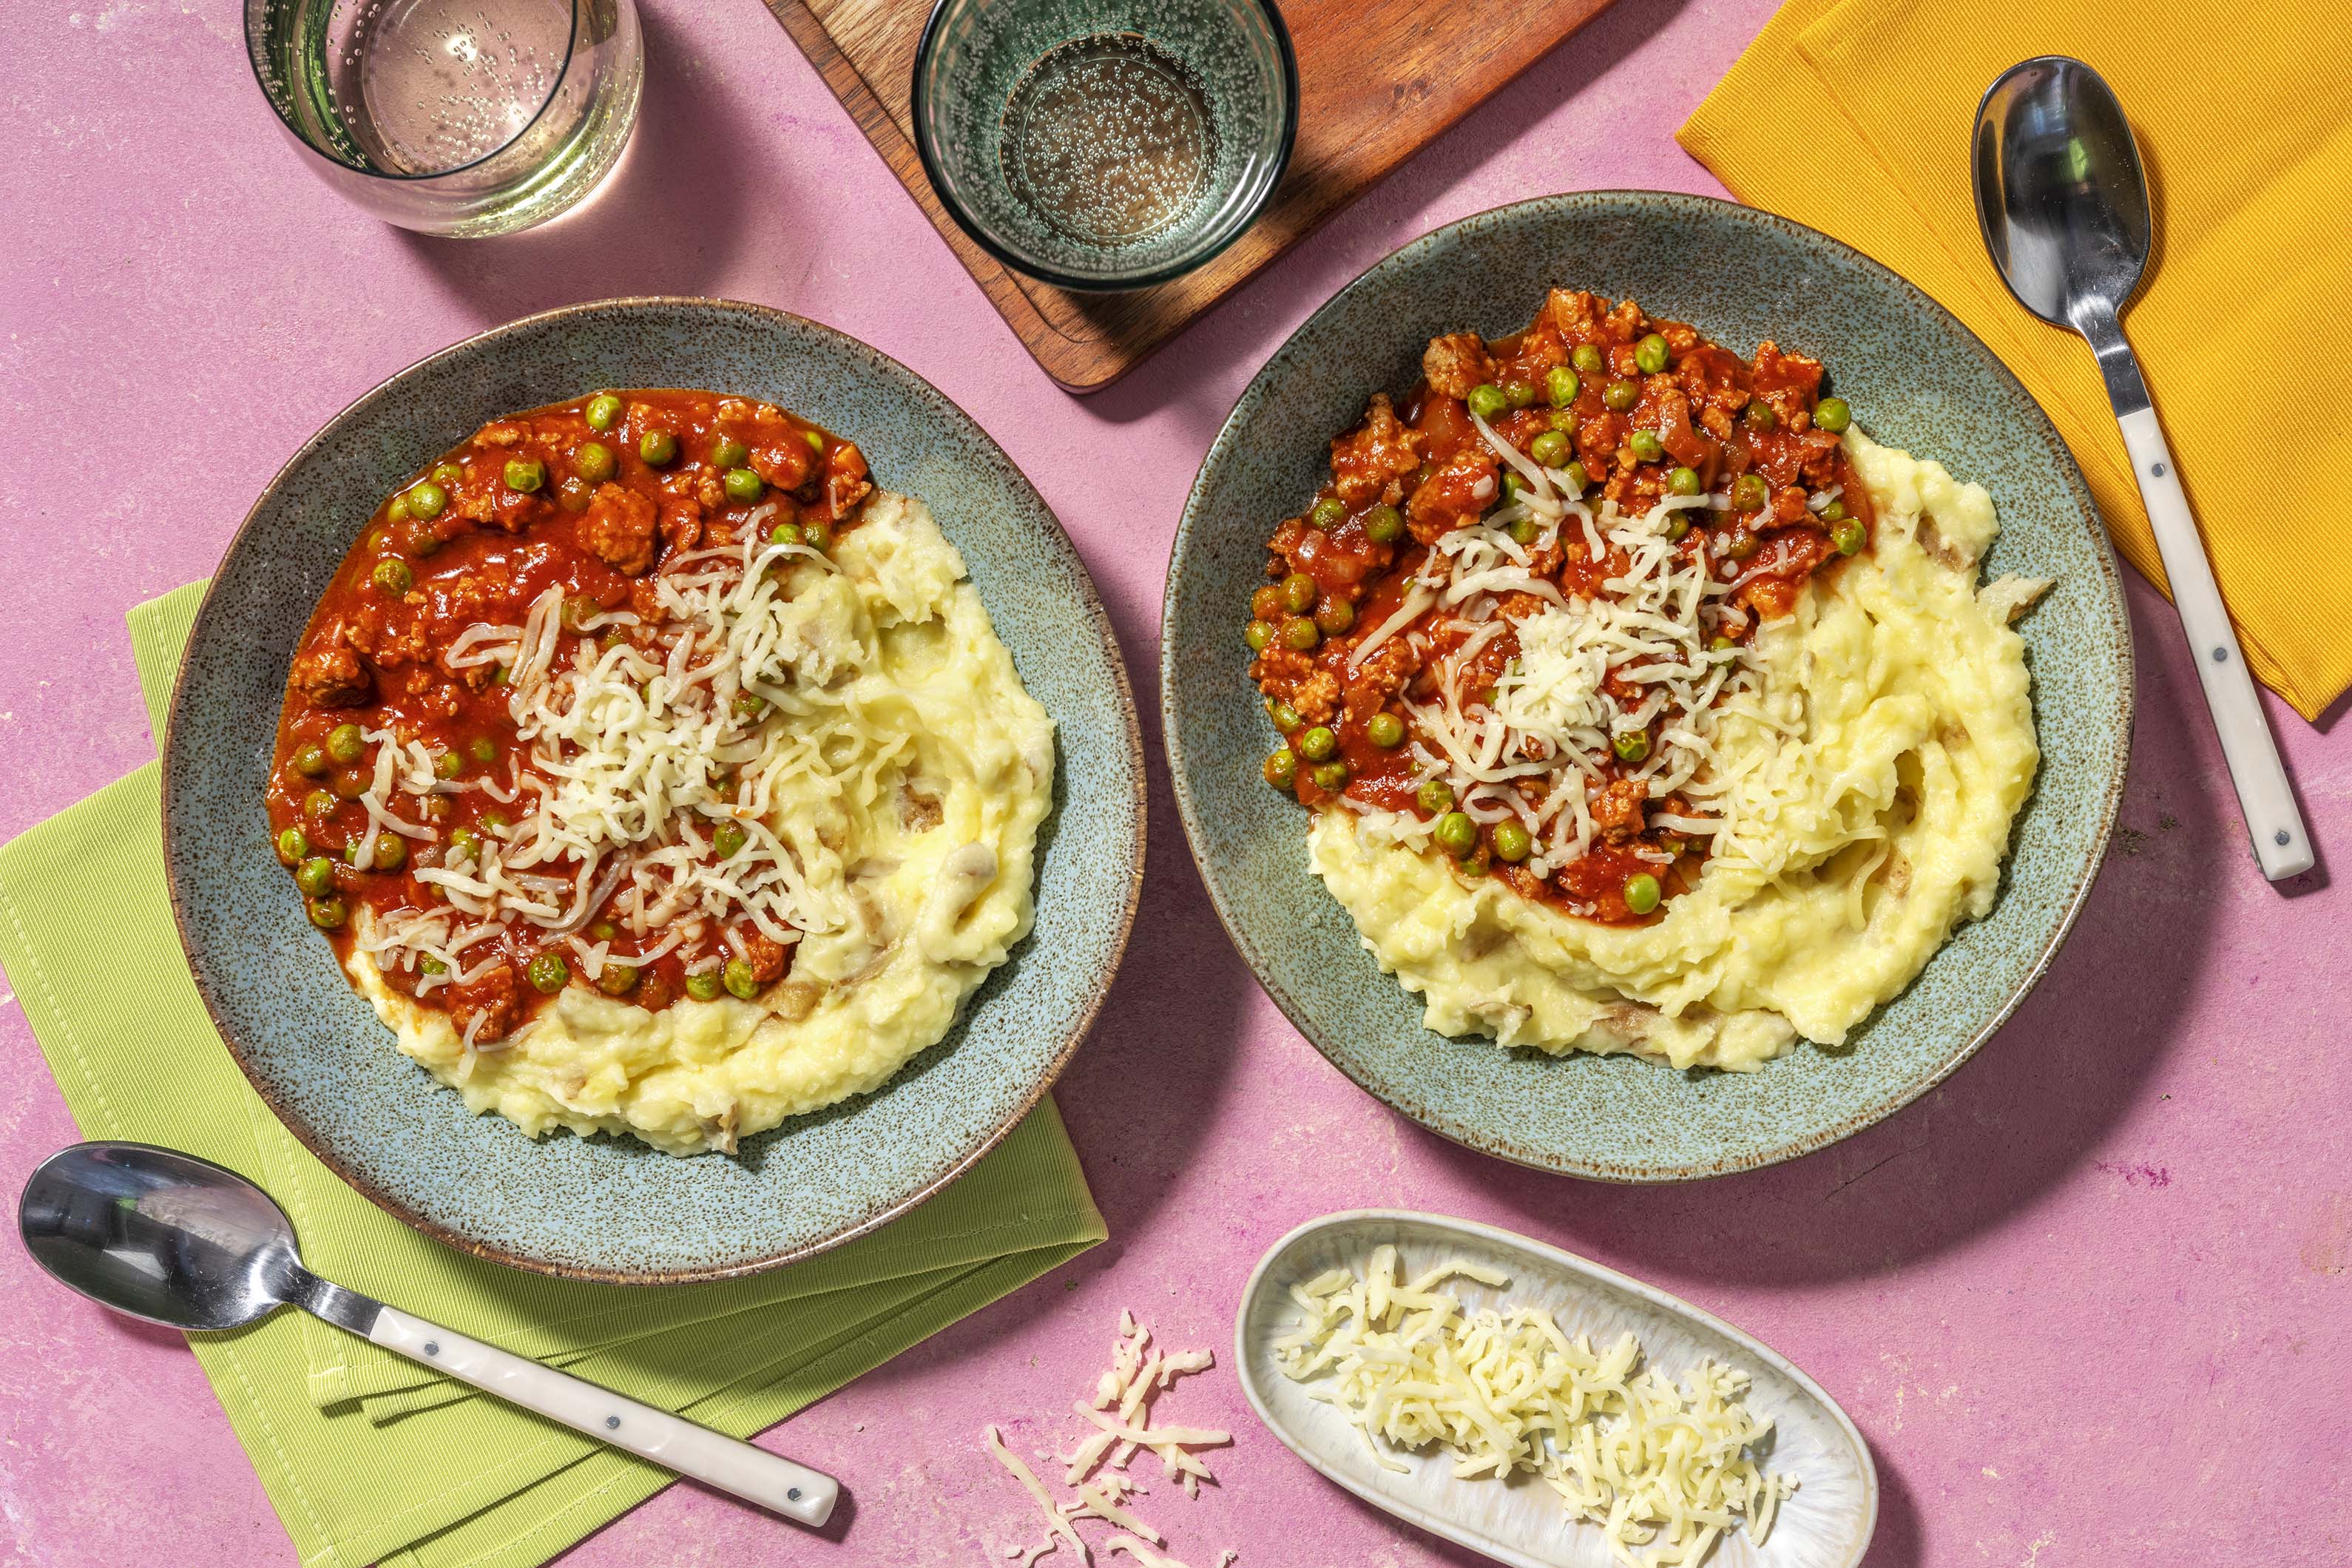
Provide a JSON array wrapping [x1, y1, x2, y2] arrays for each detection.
[[1236, 1211, 1877, 1566], [160, 297, 1145, 1282], [1163, 193, 2135, 1183], [910, 0, 1296, 290]]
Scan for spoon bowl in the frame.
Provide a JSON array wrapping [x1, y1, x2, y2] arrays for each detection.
[[20, 1142, 300, 1332]]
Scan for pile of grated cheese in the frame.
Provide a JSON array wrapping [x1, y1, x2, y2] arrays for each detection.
[[1343, 411, 1774, 910], [352, 519, 879, 1039], [982, 1312, 1237, 1568], [1274, 1247, 1794, 1568]]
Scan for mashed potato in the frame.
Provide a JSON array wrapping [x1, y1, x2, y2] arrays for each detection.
[[348, 494, 1055, 1152], [1309, 434, 2041, 1070]]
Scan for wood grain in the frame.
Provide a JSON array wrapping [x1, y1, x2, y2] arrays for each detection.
[[765, 0, 1619, 392]]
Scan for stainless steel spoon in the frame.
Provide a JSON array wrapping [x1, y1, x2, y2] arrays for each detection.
[[1974, 55, 2311, 881], [18, 1141, 839, 1529]]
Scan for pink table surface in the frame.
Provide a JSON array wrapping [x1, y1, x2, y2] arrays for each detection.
[[4, 0, 2348, 1563]]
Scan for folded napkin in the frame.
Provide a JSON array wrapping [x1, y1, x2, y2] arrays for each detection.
[[0, 583, 1107, 1568], [1681, 0, 2352, 719]]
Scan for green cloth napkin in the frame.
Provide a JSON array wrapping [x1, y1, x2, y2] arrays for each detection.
[[0, 583, 1108, 1568]]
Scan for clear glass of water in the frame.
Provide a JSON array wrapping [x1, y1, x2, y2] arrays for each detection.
[[245, 0, 643, 237]]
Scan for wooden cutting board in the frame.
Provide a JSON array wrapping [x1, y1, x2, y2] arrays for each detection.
[[766, 0, 1619, 392]]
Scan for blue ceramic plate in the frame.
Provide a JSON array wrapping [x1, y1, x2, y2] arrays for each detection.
[[164, 298, 1144, 1280], [1164, 193, 2133, 1181]]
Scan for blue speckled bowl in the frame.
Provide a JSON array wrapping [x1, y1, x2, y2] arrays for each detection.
[[163, 298, 1145, 1280], [1164, 193, 2135, 1182]]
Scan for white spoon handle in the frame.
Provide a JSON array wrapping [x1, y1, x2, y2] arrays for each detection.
[[370, 1304, 839, 1527], [2113, 405, 2311, 880]]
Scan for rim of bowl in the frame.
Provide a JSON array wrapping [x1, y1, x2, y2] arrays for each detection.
[[908, 0, 1300, 293], [243, 0, 585, 182], [1160, 190, 2137, 1183], [162, 295, 1149, 1282]]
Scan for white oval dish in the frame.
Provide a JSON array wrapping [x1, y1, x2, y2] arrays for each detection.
[[1234, 1211, 1877, 1567]]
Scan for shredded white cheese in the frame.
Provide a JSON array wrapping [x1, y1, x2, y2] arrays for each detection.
[[1275, 1248, 1794, 1567]]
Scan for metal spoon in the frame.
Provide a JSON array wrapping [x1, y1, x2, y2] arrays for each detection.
[[18, 1141, 839, 1529], [1973, 55, 2311, 881]]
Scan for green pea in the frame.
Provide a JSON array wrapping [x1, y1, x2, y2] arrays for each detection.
[[802, 519, 832, 554], [802, 428, 825, 453], [1546, 366, 1580, 407], [306, 896, 347, 929], [575, 442, 617, 483], [421, 956, 448, 976], [387, 494, 410, 524], [1720, 530, 1759, 561], [1491, 820, 1532, 863], [1814, 396, 1851, 433], [295, 855, 335, 895], [432, 462, 462, 487], [405, 480, 447, 520], [275, 826, 308, 865], [1310, 497, 1345, 530], [1466, 383, 1508, 421], [585, 393, 623, 430], [770, 521, 805, 549], [1263, 748, 1298, 789], [1666, 516, 1692, 541], [1502, 379, 1535, 410], [1613, 727, 1650, 763], [527, 952, 570, 993], [343, 835, 369, 867], [1832, 518, 1867, 555], [1604, 380, 1638, 412], [373, 834, 408, 871], [294, 744, 329, 777], [1509, 516, 1539, 545], [374, 558, 413, 596], [597, 963, 638, 996], [713, 821, 748, 859], [591, 920, 618, 942], [1366, 713, 1405, 748], [406, 520, 442, 557], [1559, 461, 1589, 495], [723, 957, 760, 999], [447, 826, 481, 862], [1501, 473, 1524, 501], [1819, 499, 1848, 522], [732, 691, 768, 722], [1433, 811, 1478, 856], [1623, 873, 1663, 916], [1629, 430, 1664, 462], [639, 430, 678, 466], [1296, 726, 1337, 763], [1530, 430, 1569, 467], [1282, 617, 1319, 652], [334, 768, 371, 800], [1308, 761, 1346, 791], [1743, 400, 1777, 432], [1635, 333, 1670, 374], [713, 467, 763, 505], [1667, 466, 1701, 496], [1245, 620, 1275, 652], [1711, 635, 1737, 652], [1417, 778, 1455, 816], [1365, 504, 1404, 544], [305, 789, 337, 820], [436, 750, 464, 780], [481, 811, 510, 833], [711, 435, 749, 469], [1314, 598, 1355, 636], [1267, 700, 1302, 733], [326, 723, 366, 764], [503, 457, 546, 493], [1732, 473, 1768, 511], [686, 970, 724, 1001], [1552, 409, 1579, 436], [467, 735, 496, 763], [1572, 344, 1605, 375]]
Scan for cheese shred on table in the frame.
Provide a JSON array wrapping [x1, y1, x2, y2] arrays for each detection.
[[1274, 1247, 1795, 1567]]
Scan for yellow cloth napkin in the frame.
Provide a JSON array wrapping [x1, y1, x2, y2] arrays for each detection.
[[1680, 0, 2352, 719], [0, 582, 1107, 1568]]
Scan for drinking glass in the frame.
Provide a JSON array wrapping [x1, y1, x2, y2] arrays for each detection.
[[245, 0, 643, 237]]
